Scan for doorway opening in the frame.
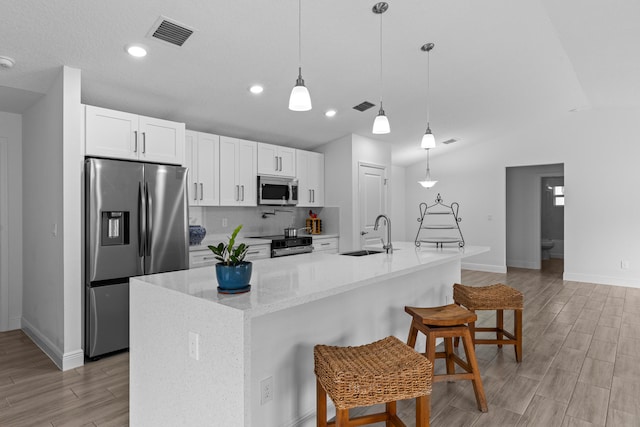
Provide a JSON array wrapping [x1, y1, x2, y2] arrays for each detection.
[[506, 163, 564, 272]]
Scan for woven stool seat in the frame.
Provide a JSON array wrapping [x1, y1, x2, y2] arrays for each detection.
[[453, 283, 524, 362], [314, 336, 432, 426], [453, 283, 523, 310]]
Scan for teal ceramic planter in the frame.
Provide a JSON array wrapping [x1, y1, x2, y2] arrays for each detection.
[[215, 261, 252, 293]]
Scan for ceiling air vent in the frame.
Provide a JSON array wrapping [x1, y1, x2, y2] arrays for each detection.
[[353, 101, 375, 112], [148, 16, 194, 47], [441, 138, 457, 145]]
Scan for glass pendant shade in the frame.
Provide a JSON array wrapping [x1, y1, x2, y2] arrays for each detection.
[[421, 126, 436, 149], [418, 148, 437, 188], [418, 178, 438, 188], [372, 108, 390, 134], [289, 69, 312, 111]]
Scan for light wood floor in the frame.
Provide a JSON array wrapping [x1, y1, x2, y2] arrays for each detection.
[[2, 261, 640, 426]]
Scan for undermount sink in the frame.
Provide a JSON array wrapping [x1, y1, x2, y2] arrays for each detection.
[[340, 249, 384, 257]]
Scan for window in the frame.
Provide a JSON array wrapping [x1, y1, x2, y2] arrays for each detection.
[[553, 186, 564, 206]]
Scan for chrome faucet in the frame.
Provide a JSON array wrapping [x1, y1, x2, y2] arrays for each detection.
[[374, 214, 393, 254]]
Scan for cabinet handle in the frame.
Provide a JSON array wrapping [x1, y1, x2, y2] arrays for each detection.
[[241, 185, 245, 201], [193, 183, 198, 201], [309, 189, 312, 203], [312, 189, 315, 203], [279, 156, 283, 171], [202, 256, 216, 261], [142, 132, 146, 153], [236, 185, 240, 201], [134, 131, 138, 153], [200, 183, 203, 200], [247, 251, 260, 255], [275, 156, 278, 172], [321, 242, 330, 246]]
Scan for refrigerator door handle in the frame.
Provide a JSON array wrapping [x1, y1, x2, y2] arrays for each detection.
[[138, 181, 145, 257], [145, 182, 152, 256]]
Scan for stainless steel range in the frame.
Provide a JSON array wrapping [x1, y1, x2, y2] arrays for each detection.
[[258, 235, 313, 257]]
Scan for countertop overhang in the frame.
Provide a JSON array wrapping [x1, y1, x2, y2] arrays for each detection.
[[133, 242, 488, 318]]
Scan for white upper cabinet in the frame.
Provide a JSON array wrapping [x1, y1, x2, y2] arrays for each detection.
[[296, 150, 324, 207], [219, 136, 257, 206], [257, 142, 296, 177], [85, 105, 185, 165], [185, 131, 219, 206]]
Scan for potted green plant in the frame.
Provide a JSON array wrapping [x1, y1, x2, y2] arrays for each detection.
[[208, 224, 252, 293]]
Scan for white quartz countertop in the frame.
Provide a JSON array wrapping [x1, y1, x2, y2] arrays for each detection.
[[136, 242, 488, 318]]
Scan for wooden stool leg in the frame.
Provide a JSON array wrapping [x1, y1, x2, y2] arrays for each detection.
[[461, 328, 488, 412], [317, 379, 327, 427], [468, 309, 476, 346], [426, 330, 437, 366], [336, 408, 350, 426], [407, 322, 419, 349], [444, 337, 455, 376], [497, 309, 504, 348], [386, 401, 396, 427], [415, 394, 430, 427], [515, 309, 523, 362]]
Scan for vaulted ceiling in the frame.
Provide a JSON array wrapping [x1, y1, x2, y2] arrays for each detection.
[[1, 0, 638, 165]]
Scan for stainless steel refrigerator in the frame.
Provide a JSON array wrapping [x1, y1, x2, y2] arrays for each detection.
[[85, 158, 188, 359]]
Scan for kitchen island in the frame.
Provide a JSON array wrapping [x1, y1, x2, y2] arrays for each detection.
[[129, 242, 488, 427]]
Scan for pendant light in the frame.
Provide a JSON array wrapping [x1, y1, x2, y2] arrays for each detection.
[[289, 0, 312, 111], [418, 147, 438, 188], [372, 2, 390, 134], [420, 43, 435, 149]]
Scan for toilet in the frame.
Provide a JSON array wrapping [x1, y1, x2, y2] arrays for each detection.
[[541, 239, 554, 260]]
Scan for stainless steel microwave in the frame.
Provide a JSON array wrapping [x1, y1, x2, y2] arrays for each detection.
[[258, 176, 298, 206]]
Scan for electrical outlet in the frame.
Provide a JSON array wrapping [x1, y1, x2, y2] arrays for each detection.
[[188, 332, 199, 360], [222, 218, 228, 227], [621, 259, 630, 269], [260, 376, 273, 405]]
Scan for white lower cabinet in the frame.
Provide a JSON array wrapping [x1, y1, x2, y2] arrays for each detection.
[[313, 237, 339, 254], [189, 244, 270, 268]]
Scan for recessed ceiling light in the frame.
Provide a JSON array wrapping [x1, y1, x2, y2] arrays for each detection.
[[249, 85, 264, 94], [0, 56, 15, 69], [126, 44, 147, 58], [325, 109, 337, 118]]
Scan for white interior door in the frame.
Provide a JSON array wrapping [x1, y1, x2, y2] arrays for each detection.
[[0, 139, 8, 331], [358, 163, 387, 248]]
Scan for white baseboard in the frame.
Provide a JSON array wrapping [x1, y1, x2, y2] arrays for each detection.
[[21, 317, 84, 371], [506, 259, 539, 269], [462, 262, 507, 274], [563, 272, 640, 289]]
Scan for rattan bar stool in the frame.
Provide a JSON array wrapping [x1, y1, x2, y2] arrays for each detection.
[[453, 283, 524, 362], [314, 336, 433, 427], [405, 304, 488, 412]]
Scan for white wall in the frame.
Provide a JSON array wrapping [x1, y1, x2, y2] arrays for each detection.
[[317, 135, 353, 251], [0, 112, 23, 331], [318, 134, 392, 252], [506, 164, 564, 269], [405, 108, 640, 286], [22, 66, 83, 369], [390, 165, 407, 241]]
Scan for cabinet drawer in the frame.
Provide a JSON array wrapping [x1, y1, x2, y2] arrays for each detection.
[[189, 250, 218, 269], [313, 238, 338, 253], [245, 245, 270, 261]]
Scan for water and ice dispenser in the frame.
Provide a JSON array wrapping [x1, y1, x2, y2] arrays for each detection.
[[101, 211, 130, 246]]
